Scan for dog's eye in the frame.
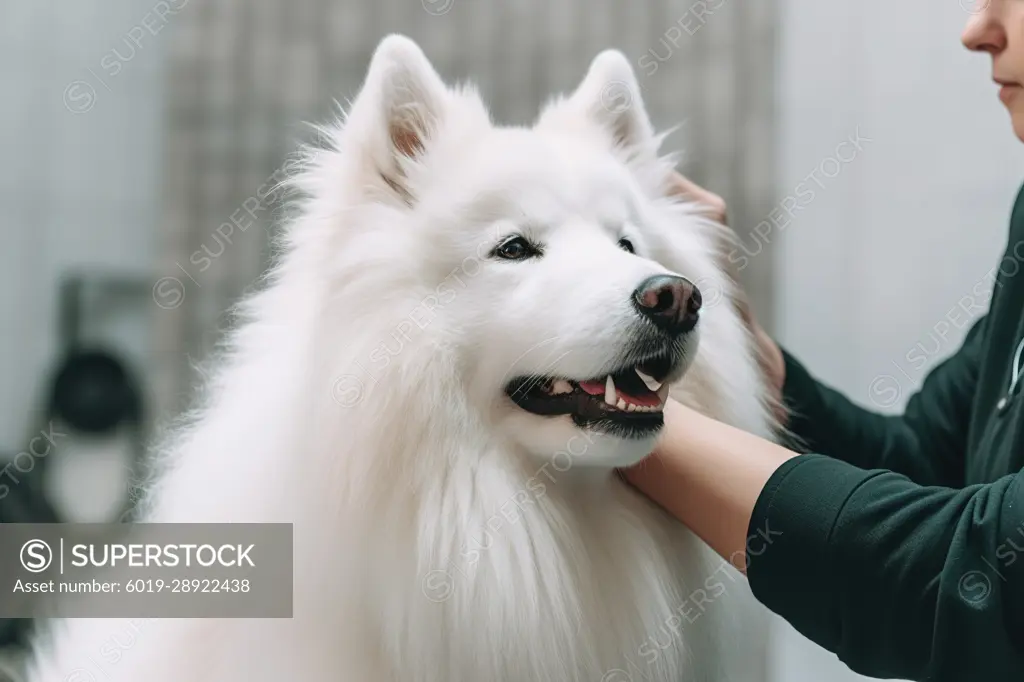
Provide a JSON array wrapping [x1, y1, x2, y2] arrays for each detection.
[[618, 238, 635, 254], [492, 236, 538, 261]]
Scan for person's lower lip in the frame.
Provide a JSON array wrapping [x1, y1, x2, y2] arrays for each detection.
[[1000, 84, 1021, 104]]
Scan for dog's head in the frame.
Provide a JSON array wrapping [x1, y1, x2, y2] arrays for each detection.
[[313, 36, 740, 469]]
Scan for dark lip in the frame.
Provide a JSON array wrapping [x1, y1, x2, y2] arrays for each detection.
[[995, 78, 1020, 87], [504, 343, 682, 405], [504, 376, 667, 440], [505, 383, 665, 421], [502, 341, 687, 438], [571, 411, 664, 440]]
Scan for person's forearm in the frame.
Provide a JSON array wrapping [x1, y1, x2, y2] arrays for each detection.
[[623, 399, 798, 571], [626, 400, 1024, 679]]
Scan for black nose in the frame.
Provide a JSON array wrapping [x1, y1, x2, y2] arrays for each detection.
[[632, 275, 701, 335]]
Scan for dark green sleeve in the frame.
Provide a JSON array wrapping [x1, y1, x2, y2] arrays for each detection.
[[781, 316, 986, 487], [747, 455, 1024, 681]]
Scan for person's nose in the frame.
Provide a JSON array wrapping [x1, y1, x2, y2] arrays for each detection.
[[962, 2, 1007, 54]]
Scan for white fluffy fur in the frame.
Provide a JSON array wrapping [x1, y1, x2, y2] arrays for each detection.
[[26, 36, 776, 682]]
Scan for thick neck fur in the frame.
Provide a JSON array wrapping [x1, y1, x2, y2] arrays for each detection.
[[320, 358, 703, 682]]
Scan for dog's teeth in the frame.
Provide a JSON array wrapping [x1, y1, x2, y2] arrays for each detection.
[[657, 382, 670, 404], [635, 369, 662, 391], [626, 403, 636, 412], [616, 398, 627, 410], [552, 379, 574, 395], [605, 375, 617, 406]]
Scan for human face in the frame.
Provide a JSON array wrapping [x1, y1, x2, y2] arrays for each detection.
[[963, 0, 1024, 141]]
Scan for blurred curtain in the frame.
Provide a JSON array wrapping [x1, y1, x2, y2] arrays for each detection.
[[152, 0, 778, 417]]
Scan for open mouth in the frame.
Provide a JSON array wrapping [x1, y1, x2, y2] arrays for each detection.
[[504, 350, 680, 438]]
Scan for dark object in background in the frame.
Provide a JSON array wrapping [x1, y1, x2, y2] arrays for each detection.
[[35, 275, 146, 524], [51, 276, 143, 434], [50, 348, 141, 434]]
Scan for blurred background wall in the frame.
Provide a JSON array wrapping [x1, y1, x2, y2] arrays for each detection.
[[1, 0, 1023, 680]]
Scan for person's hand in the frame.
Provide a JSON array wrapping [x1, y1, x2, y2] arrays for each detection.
[[668, 172, 787, 422], [668, 173, 727, 225]]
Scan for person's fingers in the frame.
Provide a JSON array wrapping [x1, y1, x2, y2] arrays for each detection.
[[668, 172, 728, 225]]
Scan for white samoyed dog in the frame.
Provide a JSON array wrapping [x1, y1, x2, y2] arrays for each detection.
[[26, 35, 777, 682]]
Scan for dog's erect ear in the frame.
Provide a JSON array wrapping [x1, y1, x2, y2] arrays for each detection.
[[566, 50, 656, 152], [349, 35, 449, 204]]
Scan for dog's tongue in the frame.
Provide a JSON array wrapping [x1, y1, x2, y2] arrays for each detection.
[[578, 380, 605, 396]]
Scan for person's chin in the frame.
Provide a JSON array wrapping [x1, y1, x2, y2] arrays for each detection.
[[1006, 95, 1024, 142], [1011, 110, 1024, 143]]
